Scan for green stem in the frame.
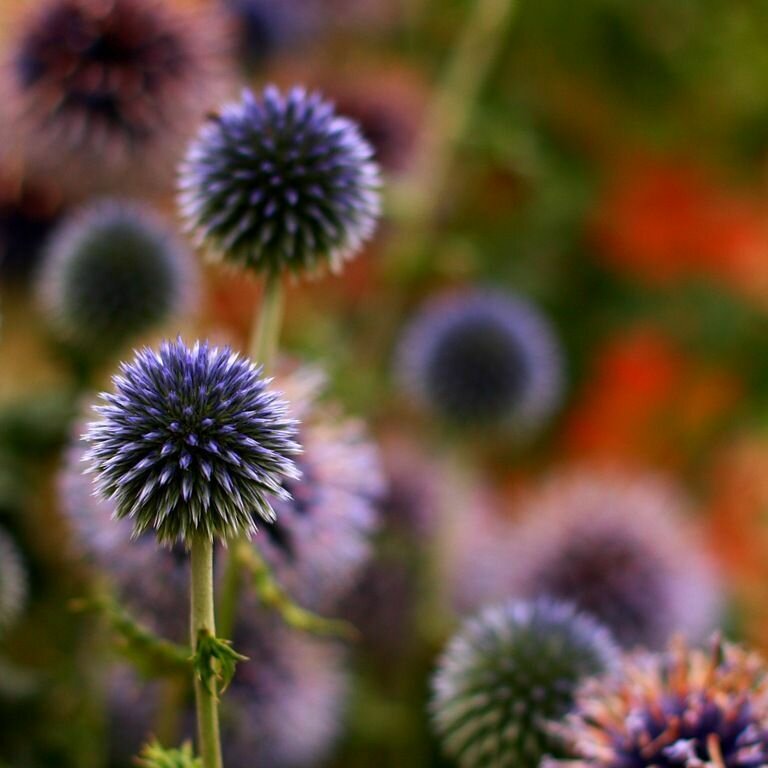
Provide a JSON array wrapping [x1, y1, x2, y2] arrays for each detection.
[[249, 270, 284, 373], [389, 0, 519, 278], [219, 271, 285, 638], [190, 537, 222, 768]]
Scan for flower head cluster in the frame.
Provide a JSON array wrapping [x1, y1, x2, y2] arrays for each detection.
[[179, 86, 381, 276], [0, 528, 27, 633], [398, 289, 563, 431], [505, 470, 721, 649], [255, 367, 383, 609], [84, 338, 301, 545], [431, 598, 618, 768], [10, 0, 224, 187], [554, 637, 768, 768], [38, 200, 197, 356]]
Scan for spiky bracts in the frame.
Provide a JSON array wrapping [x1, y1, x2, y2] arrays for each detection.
[[255, 367, 383, 609], [398, 289, 563, 431], [179, 86, 381, 276], [553, 637, 768, 768], [0, 528, 27, 633], [38, 199, 197, 356], [431, 598, 618, 768], [10, 0, 224, 187], [84, 338, 301, 545]]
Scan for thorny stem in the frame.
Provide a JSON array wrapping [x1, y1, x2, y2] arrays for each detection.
[[190, 537, 223, 768]]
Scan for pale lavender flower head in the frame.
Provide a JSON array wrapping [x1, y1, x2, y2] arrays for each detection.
[[397, 289, 563, 432], [255, 367, 383, 609], [83, 338, 301, 545], [449, 470, 721, 650], [179, 86, 381, 276], [431, 598, 618, 768]]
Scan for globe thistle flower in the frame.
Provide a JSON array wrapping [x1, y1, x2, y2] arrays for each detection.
[[38, 200, 198, 357], [509, 470, 720, 649], [179, 86, 381, 276], [255, 367, 383, 609], [449, 470, 721, 650], [431, 598, 618, 768], [397, 289, 563, 432], [553, 636, 768, 768], [0, 171, 63, 284], [216, 606, 348, 767], [9, 0, 226, 191], [0, 528, 27, 633], [83, 338, 301, 546]]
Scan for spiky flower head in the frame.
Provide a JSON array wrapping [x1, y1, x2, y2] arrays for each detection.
[[553, 636, 768, 768], [0, 528, 27, 633], [254, 367, 382, 609], [505, 470, 721, 649], [431, 598, 618, 768], [38, 200, 197, 356], [10, 0, 224, 190], [84, 338, 301, 545], [398, 289, 563, 431], [137, 742, 201, 768], [179, 86, 381, 276]]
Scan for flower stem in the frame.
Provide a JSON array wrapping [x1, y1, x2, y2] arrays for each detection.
[[190, 537, 223, 768], [219, 270, 285, 639], [249, 270, 284, 372], [389, 0, 519, 279]]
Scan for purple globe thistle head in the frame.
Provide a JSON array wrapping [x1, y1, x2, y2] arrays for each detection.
[[178, 86, 381, 277], [553, 636, 768, 768], [83, 338, 301, 546], [0, 170, 64, 285], [397, 289, 563, 433], [37, 199, 198, 358], [217, 605, 348, 767], [255, 365, 383, 610], [221, 0, 316, 74], [60, 432, 194, 642], [8, 0, 228, 193], [504, 469, 722, 650], [431, 598, 619, 768], [0, 527, 27, 634]]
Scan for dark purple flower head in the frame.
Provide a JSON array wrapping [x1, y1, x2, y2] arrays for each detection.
[[431, 598, 619, 768], [83, 338, 301, 545], [37, 199, 197, 357], [9, 0, 226, 191], [553, 637, 768, 768], [398, 289, 563, 432], [179, 86, 381, 276], [222, 0, 314, 73]]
